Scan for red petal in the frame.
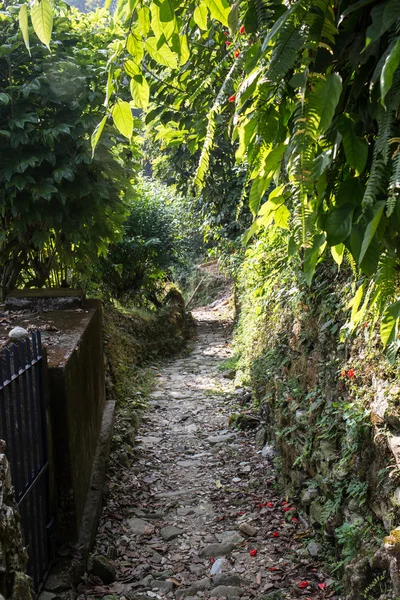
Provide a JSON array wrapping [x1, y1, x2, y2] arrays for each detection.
[[258, 503, 265, 508], [225, 41, 231, 46], [292, 517, 299, 523], [272, 531, 280, 537], [318, 583, 326, 589], [228, 94, 236, 102], [209, 557, 215, 564], [267, 502, 274, 507], [298, 581, 310, 589], [239, 25, 245, 34], [249, 549, 257, 556]]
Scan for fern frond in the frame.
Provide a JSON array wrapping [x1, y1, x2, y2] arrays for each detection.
[[254, 0, 269, 32], [194, 57, 243, 187], [362, 151, 390, 208], [372, 252, 398, 313], [375, 105, 394, 164], [267, 21, 304, 82], [387, 152, 400, 216]]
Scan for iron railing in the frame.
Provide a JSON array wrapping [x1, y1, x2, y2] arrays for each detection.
[[0, 331, 54, 590]]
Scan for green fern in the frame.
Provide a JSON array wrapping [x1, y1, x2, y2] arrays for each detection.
[[387, 152, 400, 216], [362, 151, 390, 208]]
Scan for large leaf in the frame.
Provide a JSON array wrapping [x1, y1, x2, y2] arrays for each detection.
[[325, 203, 354, 246], [150, 0, 176, 41], [145, 36, 178, 69], [204, 0, 230, 27], [127, 32, 144, 62], [315, 73, 342, 134], [331, 243, 345, 268], [194, 3, 208, 30], [31, 0, 53, 49], [340, 121, 368, 175], [137, 6, 151, 35], [381, 38, 400, 106], [130, 74, 150, 109], [304, 233, 326, 285], [381, 301, 400, 348], [91, 115, 108, 156], [358, 201, 385, 264], [19, 5, 30, 55], [112, 100, 133, 139]]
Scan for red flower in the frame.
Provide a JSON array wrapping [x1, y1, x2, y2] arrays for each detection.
[[299, 581, 310, 589], [348, 369, 355, 378], [234, 49, 240, 58], [282, 501, 289, 505], [292, 517, 299, 523], [272, 531, 280, 538], [223, 31, 229, 36], [249, 549, 257, 556], [318, 583, 326, 590], [225, 41, 231, 46], [228, 94, 236, 103], [283, 507, 291, 512], [267, 502, 274, 507], [239, 25, 245, 34], [237, 510, 245, 515], [209, 557, 215, 564]]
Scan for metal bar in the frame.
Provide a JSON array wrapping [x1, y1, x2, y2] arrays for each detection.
[[36, 332, 48, 465], [17, 462, 48, 507], [32, 334, 45, 468], [25, 339, 39, 475], [5, 348, 21, 497], [0, 360, 7, 443], [20, 340, 34, 482], [13, 345, 27, 491]]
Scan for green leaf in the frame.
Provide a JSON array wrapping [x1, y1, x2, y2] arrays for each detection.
[[325, 203, 354, 246], [228, 1, 239, 35], [137, 6, 151, 35], [31, 0, 53, 50], [340, 0, 377, 21], [383, 0, 400, 29], [358, 201, 385, 264], [381, 300, 400, 348], [130, 74, 150, 109], [91, 115, 107, 156], [112, 100, 133, 139], [194, 3, 208, 30], [124, 59, 140, 77], [304, 233, 326, 285], [339, 119, 368, 175], [381, 38, 400, 106], [19, 5, 30, 55], [274, 204, 290, 229], [53, 165, 75, 183], [204, 0, 230, 27], [127, 32, 144, 62], [150, 0, 176, 41], [331, 243, 345, 268], [315, 74, 342, 134], [145, 36, 178, 69], [0, 93, 10, 105]]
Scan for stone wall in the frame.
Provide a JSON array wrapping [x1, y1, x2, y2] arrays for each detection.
[[0, 447, 32, 600]]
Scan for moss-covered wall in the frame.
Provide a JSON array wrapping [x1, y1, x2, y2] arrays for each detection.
[[232, 234, 400, 599], [0, 452, 32, 599]]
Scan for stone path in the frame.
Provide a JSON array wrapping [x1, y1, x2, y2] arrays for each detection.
[[80, 305, 335, 600]]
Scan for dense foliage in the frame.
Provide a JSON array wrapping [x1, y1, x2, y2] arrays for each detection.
[[0, 3, 137, 298], [100, 177, 203, 305], [13, 0, 400, 353]]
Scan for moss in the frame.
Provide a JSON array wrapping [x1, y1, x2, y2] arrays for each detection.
[[11, 572, 32, 600]]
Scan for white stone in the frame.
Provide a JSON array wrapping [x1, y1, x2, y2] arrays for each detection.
[[8, 327, 29, 341]]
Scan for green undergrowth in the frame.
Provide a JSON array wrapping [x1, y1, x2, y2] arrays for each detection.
[[231, 231, 400, 597]]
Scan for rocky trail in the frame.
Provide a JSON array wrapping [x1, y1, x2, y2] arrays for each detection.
[[79, 305, 336, 600]]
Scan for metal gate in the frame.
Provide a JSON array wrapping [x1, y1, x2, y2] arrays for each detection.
[[0, 331, 54, 590]]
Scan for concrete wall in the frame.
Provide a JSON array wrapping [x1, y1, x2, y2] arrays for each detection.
[[43, 301, 106, 542]]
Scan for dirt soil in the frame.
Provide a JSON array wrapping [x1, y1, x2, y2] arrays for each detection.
[[78, 302, 336, 600]]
